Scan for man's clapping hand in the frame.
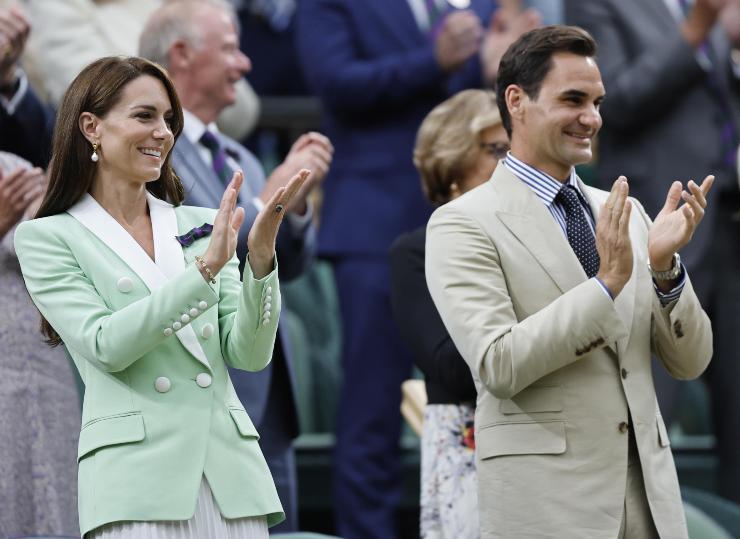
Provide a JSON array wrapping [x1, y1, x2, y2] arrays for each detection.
[[435, 10, 484, 73], [0, 166, 44, 238], [648, 175, 714, 289], [595, 177, 634, 298], [260, 132, 333, 215]]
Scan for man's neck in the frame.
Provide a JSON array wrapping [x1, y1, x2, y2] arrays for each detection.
[[508, 149, 572, 183], [176, 85, 220, 126]]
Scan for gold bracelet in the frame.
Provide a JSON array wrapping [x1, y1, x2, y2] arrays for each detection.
[[195, 255, 216, 284]]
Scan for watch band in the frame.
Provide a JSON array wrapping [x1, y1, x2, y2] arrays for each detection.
[[648, 252, 681, 281]]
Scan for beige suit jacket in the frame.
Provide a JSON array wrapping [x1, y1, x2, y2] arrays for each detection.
[[425, 163, 713, 539]]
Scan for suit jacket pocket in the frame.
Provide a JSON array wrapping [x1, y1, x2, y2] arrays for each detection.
[[478, 420, 566, 460], [77, 411, 145, 462], [499, 385, 564, 414], [229, 407, 260, 439]]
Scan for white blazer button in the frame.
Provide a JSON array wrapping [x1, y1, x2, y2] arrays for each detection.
[[181, 314, 191, 324], [263, 302, 271, 312], [262, 319, 269, 326], [189, 307, 199, 318], [117, 277, 133, 293], [196, 373, 212, 388], [172, 321, 182, 331], [198, 300, 208, 310], [201, 323, 214, 339], [265, 295, 272, 304], [266, 286, 272, 294], [154, 376, 171, 393], [263, 309, 271, 318], [163, 327, 173, 337]]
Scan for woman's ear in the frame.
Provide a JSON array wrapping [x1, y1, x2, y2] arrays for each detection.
[[79, 112, 100, 144]]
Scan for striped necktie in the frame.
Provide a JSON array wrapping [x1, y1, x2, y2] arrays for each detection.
[[199, 130, 234, 186]]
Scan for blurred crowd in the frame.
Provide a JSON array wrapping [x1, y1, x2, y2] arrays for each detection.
[[1, 0, 739, 538]]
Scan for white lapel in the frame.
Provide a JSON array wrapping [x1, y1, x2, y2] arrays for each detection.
[[68, 193, 211, 370], [68, 193, 166, 290], [147, 194, 211, 369]]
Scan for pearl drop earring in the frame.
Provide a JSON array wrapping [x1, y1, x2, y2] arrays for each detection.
[[91, 142, 99, 163]]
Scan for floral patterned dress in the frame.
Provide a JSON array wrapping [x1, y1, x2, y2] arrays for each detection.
[[420, 403, 478, 539]]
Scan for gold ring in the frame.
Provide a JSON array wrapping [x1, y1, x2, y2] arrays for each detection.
[[275, 204, 284, 213]]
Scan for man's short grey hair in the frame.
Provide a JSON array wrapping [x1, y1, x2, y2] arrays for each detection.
[[139, 0, 238, 70]]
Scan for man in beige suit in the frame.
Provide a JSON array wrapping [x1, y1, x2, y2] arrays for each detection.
[[426, 26, 714, 538]]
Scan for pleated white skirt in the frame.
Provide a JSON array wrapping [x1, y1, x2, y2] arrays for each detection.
[[86, 476, 269, 539]]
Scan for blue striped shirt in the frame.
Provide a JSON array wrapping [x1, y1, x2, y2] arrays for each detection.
[[503, 153, 684, 304]]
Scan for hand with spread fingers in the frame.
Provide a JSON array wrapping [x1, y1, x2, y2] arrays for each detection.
[[247, 168, 310, 279], [648, 175, 714, 272], [595, 176, 634, 298]]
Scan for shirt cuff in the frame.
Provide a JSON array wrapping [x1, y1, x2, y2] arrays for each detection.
[[286, 198, 313, 231], [593, 276, 614, 300], [0, 68, 28, 115], [653, 264, 687, 306], [253, 195, 313, 232]]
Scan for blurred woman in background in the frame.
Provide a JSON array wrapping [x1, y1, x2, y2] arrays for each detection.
[[390, 89, 509, 539]]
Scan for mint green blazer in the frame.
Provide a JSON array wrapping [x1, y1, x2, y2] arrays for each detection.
[[14, 193, 284, 536]]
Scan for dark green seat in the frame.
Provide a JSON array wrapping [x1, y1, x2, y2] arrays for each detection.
[[283, 260, 343, 433], [685, 502, 733, 538], [673, 379, 714, 437], [683, 487, 740, 538]]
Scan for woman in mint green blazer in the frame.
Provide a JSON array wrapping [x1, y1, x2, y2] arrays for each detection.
[[14, 56, 309, 538]]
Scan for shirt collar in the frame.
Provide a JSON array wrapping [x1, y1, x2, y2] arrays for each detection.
[[502, 152, 583, 207], [182, 109, 219, 146]]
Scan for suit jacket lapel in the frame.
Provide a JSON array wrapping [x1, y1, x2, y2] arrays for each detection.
[[173, 136, 223, 207], [492, 166, 586, 295], [147, 194, 212, 370], [68, 193, 211, 370], [68, 193, 166, 292]]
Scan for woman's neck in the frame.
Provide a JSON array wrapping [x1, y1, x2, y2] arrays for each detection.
[[89, 173, 150, 227]]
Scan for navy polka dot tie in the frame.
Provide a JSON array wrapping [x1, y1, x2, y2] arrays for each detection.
[[556, 184, 600, 278]]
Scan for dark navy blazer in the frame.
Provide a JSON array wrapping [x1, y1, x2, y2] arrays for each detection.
[[296, 0, 496, 257]]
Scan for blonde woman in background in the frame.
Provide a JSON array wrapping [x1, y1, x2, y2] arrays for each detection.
[[389, 89, 509, 539]]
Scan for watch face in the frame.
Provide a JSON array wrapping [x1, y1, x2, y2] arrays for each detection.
[[650, 253, 680, 279]]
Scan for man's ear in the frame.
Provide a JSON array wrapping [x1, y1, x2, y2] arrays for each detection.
[[168, 40, 191, 73], [78, 112, 100, 144], [505, 84, 527, 123]]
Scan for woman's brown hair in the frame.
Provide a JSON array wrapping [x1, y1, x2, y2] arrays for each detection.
[[37, 56, 185, 345]]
